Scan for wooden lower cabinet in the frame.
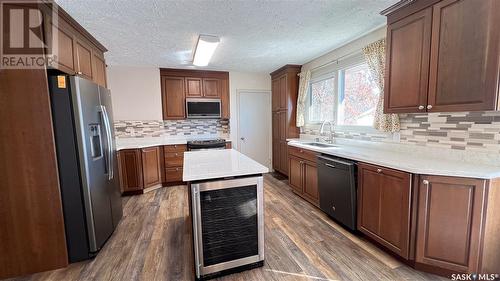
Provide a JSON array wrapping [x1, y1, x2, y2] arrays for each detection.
[[118, 147, 163, 193], [117, 149, 143, 192], [141, 147, 162, 188], [357, 163, 412, 259], [163, 144, 187, 184], [415, 176, 487, 273], [303, 162, 318, 203], [287, 146, 319, 206], [288, 155, 303, 194], [165, 167, 183, 183], [355, 167, 500, 275], [279, 141, 289, 176]]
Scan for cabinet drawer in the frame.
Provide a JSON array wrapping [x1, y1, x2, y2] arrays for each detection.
[[288, 146, 318, 163], [164, 144, 187, 152], [165, 167, 183, 183], [164, 151, 184, 167]]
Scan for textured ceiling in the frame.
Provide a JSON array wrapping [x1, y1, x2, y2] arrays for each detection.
[[55, 0, 398, 72]]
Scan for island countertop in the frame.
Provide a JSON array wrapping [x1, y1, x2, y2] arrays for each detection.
[[183, 149, 269, 181]]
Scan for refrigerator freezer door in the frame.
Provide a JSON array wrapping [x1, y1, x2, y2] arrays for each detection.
[[71, 77, 114, 252], [98, 86, 123, 228]]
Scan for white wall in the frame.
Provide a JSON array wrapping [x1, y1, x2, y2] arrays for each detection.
[[107, 66, 272, 148], [107, 66, 163, 120], [301, 27, 386, 73]]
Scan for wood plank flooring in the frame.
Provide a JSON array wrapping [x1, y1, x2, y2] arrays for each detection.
[[8, 174, 448, 281]]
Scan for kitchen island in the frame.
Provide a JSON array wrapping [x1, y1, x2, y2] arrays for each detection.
[[183, 149, 269, 280]]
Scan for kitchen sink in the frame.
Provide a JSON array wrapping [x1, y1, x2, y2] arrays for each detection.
[[302, 142, 337, 148]]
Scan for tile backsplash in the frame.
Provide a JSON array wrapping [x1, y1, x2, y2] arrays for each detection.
[[114, 119, 229, 138], [302, 111, 500, 153], [399, 111, 500, 152]]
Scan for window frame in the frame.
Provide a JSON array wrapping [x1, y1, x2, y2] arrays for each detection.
[[305, 73, 336, 125], [303, 52, 381, 134]]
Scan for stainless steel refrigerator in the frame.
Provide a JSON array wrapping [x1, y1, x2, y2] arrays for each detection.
[[48, 72, 122, 262]]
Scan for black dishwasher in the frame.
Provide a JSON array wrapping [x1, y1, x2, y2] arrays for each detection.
[[317, 155, 357, 231]]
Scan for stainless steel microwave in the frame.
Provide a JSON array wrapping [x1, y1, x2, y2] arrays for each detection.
[[186, 98, 221, 119]]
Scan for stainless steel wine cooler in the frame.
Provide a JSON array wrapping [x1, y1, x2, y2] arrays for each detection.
[[191, 176, 264, 280]]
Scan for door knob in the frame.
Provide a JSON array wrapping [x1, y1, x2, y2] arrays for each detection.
[[427, 105, 433, 110], [418, 105, 424, 110], [240, 137, 245, 141], [423, 179, 429, 185], [377, 168, 382, 173]]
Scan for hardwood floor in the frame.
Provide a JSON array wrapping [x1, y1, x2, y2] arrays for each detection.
[[8, 175, 447, 281]]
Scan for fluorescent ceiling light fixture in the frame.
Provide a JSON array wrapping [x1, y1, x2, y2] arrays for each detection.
[[193, 35, 220, 66]]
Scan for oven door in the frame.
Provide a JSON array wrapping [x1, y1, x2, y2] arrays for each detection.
[[186, 98, 221, 119]]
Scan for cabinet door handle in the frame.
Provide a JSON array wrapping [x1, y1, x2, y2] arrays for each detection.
[[76, 71, 82, 75], [377, 168, 382, 173], [418, 105, 424, 110], [427, 105, 433, 110], [423, 179, 429, 185], [175, 153, 178, 156]]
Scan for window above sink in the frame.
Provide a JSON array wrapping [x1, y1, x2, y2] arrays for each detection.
[[305, 52, 380, 132]]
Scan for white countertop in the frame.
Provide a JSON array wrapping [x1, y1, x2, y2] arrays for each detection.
[[288, 140, 500, 179], [115, 136, 230, 150], [183, 149, 269, 181]]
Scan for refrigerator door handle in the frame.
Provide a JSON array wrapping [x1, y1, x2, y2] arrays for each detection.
[[100, 105, 113, 180]]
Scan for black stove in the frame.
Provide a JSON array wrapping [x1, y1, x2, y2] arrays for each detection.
[[187, 139, 226, 151]]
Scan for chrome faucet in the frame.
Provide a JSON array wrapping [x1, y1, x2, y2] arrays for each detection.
[[319, 120, 335, 143]]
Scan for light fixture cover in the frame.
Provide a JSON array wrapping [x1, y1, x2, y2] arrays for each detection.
[[193, 35, 220, 67]]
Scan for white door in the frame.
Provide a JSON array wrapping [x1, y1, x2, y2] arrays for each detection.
[[237, 91, 271, 168]]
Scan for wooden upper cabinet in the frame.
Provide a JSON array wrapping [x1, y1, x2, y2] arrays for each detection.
[[43, 10, 108, 79], [161, 76, 186, 119], [220, 77, 230, 119], [141, 147, 161, 188], [279, 75, 287, 110], [53, 24, 75, 74], [385, 7, 432, 113], [272, 78, 280, 111], [357, 163, 412, 259], [160, 69, 230, 120], [92, 53, 106, 87], [416, 176, 486, 273], [427, 0, 500, 112], [383, 0, 500, 113], [185, 77, 203, 97], [202, 78, 222, 98], [74, 40, 93, 80]]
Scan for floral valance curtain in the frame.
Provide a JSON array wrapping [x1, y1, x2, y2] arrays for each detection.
[[362, 39, 400, 133], [296, 70, 311, 127]]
